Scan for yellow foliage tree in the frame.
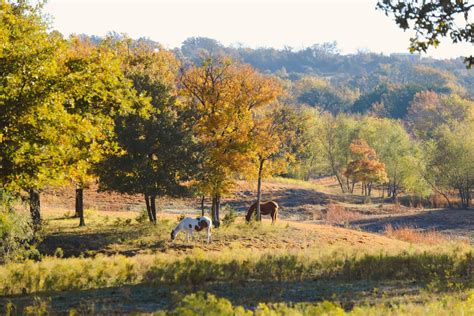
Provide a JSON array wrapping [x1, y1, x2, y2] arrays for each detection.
[[179, 57, 282, 226], [248, 104, 312, 221]]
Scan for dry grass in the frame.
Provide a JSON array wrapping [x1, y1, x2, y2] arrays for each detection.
[[324, 203, 361, 226], [384, 224, 448, 245]]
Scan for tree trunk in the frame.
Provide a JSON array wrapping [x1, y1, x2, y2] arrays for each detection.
[[201, 195, 205, 216], [211, 194, 221, 228], [144, 193, 154, 223], [150, 194, 157, 224], [256, 159, 264, 222], [392, 185, 398, 199], [74, 191, 79, 218], [458, 186, 471, 209], [215, 194, 221, 228], [335, 173, 346, 193], [76, 186, 85, 226], [211, 196, 216, 224], [29, 188, 41, 228], [467, 188, 472, 208]]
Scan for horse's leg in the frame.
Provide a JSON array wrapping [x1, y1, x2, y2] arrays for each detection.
[[207, 227, 211, 243]]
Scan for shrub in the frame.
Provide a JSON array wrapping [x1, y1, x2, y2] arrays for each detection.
[[324, 204, 361, 226], [384, 224, 448, 245], [25, 247, 42, 262], [160, 291, 474, 315], [0, 210, 35, 263], [135, 208, 149, 223], [0, 190, 16, 213], [54, 248, 64, 258], [222, 207, 237, 227], [169, 292, 250, 316]]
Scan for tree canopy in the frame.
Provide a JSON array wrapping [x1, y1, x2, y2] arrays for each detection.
[[377, 0, 474, 68]]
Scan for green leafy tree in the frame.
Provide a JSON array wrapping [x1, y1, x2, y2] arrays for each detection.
[[286, 106, 320, 181], [61, 36, 138, 226], [358, 116, 422, 199], [313, 113, 359, 193], [352, 83, 424, 119], [96, 39, 194, 223], [0, 1, 73, 226], [293, 76, 357, 114], [425, 121, 474, 208]]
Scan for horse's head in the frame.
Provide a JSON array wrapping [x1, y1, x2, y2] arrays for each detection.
[[170, 229, 176, 241], [245, 213, 251, 222]]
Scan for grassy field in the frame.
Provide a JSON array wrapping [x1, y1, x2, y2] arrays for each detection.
[[1, 179, 473, 314]]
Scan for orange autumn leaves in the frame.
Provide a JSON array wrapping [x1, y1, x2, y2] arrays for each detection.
[[344, 139, 388, 195]]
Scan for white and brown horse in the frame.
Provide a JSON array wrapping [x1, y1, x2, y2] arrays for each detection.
[[171, 216, 212, 243], [245, 201, 279, 224]]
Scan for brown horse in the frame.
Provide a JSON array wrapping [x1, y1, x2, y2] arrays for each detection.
[[245, 201, 279, 224]]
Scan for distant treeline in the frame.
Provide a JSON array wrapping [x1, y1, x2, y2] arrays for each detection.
[[81, 34, 474, 118]]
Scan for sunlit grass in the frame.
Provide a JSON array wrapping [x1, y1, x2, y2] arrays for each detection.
[[1, 231, 473, 296], [161, 290, 474, 316]]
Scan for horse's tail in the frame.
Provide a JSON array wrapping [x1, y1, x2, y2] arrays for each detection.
[[271, 201, 279, 223]]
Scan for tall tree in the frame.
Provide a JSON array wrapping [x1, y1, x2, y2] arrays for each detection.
[[96, 39, 194, 223], [0, 0, 72, 226], [425, 121, 474, 208], [358, 116, 418, 199], [249, 104, 308, 221], [313, 113, 359, 193], [60, 36, 139, 226], [180, 57, 282, 227]]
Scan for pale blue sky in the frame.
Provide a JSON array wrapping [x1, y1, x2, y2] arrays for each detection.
[[44, 0, 473, 59]]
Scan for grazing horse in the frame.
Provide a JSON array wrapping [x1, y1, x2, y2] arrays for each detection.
[[171, 216, 212, 243], [245, 201, 279, 224]]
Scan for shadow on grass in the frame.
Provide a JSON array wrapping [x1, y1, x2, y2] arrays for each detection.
[[38, 222, 200, 258], [38, 224, 164, 257], [0, 279, 419, 314]]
